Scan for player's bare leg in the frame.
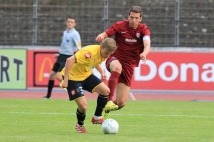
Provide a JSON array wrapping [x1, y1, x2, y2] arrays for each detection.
[[55, 72, 63, 82], [115, 83, 130, 109], [102, 83, 129, 119]]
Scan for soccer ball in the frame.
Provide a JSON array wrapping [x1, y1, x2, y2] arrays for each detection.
[[102, 119, 119, 134]]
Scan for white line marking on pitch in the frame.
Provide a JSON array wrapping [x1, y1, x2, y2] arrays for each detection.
[[129, 92, 136, 100], [7, 112, 214, 118]]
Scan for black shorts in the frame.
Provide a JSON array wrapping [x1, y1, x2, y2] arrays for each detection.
[[64, 74, 102, 101], [52, 54, 72, 72]]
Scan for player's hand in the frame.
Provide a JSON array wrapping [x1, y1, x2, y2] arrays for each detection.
[[140, 52, 147, 63], [101, 72, 107, 80], [61, 80, 68, 88], [74, 50, 78, 54], [54, 54, 59, 58], [96, 34, 104, 42]]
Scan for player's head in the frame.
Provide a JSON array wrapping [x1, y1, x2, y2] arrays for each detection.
[[128, 6, 142, 29], [66, 16, 76, 30], [100, 38, 117, 58]]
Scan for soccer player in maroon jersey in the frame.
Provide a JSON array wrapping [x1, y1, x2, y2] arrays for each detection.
[[96, 6, 151, 114]]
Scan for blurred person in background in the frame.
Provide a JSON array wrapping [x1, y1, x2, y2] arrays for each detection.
[[43, 16, 81, 99]]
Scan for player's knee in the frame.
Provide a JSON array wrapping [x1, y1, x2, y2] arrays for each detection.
[[106, 88, 110, 95], [49, 72, 56, 80], [99, 88, 110, 96], [79, 104, 88, 112], [111, 62, 122, 73], [112, 65, 122, 73]]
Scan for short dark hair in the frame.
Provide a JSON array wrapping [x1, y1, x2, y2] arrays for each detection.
[[68, 16, 75, 19], [67, 16, 76, 22], [129, 6, 142, 17]]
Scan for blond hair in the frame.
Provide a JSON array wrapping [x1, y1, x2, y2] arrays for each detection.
[[100, 38, 117, 51]]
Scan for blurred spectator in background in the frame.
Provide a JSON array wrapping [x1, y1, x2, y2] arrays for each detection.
[[43, 16, 81, 99]]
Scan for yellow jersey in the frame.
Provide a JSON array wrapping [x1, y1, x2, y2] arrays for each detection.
[[61, 45, 105, 81]]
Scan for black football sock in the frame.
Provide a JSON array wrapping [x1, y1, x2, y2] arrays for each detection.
[[94, 95, 108, 116], [76, 109, 86, 126], [46, 80, 54, 98]]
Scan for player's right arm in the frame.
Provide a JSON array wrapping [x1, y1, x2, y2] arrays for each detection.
[[96, 22, 120, 42], [95, 32, 108, 42]]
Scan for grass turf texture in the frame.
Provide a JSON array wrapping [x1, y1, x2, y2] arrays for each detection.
[[0, 98, 214, 142]]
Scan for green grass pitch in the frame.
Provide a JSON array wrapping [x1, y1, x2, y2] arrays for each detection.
[[0, 98, 214, 142]]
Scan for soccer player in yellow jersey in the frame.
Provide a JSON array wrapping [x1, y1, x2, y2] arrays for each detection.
[[60, 38, 117, 133]]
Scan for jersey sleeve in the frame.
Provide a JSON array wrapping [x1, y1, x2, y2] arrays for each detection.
[[143, 25, 151, 37], [105, 22, 118, 37], [72, 32, 82, 50]]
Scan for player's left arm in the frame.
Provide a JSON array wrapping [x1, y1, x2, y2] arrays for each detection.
[[140, 35, 151, 63], [96, 22, 117, 42], [95, 64, 107, 80], [73, 32, 82, 53]]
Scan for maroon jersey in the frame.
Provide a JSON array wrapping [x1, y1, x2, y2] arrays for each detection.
[[105, 20, 150, 67]]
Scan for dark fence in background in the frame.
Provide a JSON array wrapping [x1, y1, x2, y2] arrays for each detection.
[[0, 0, 213, 47]]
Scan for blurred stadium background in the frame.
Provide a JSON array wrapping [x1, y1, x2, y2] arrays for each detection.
[[0, 0, 213, 47]]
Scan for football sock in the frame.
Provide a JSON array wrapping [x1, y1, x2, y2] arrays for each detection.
[[108, 71, 120, 101], [76, 109, 86, 126], [46, 80, 54, 98], [94, 95, 108, 116]]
